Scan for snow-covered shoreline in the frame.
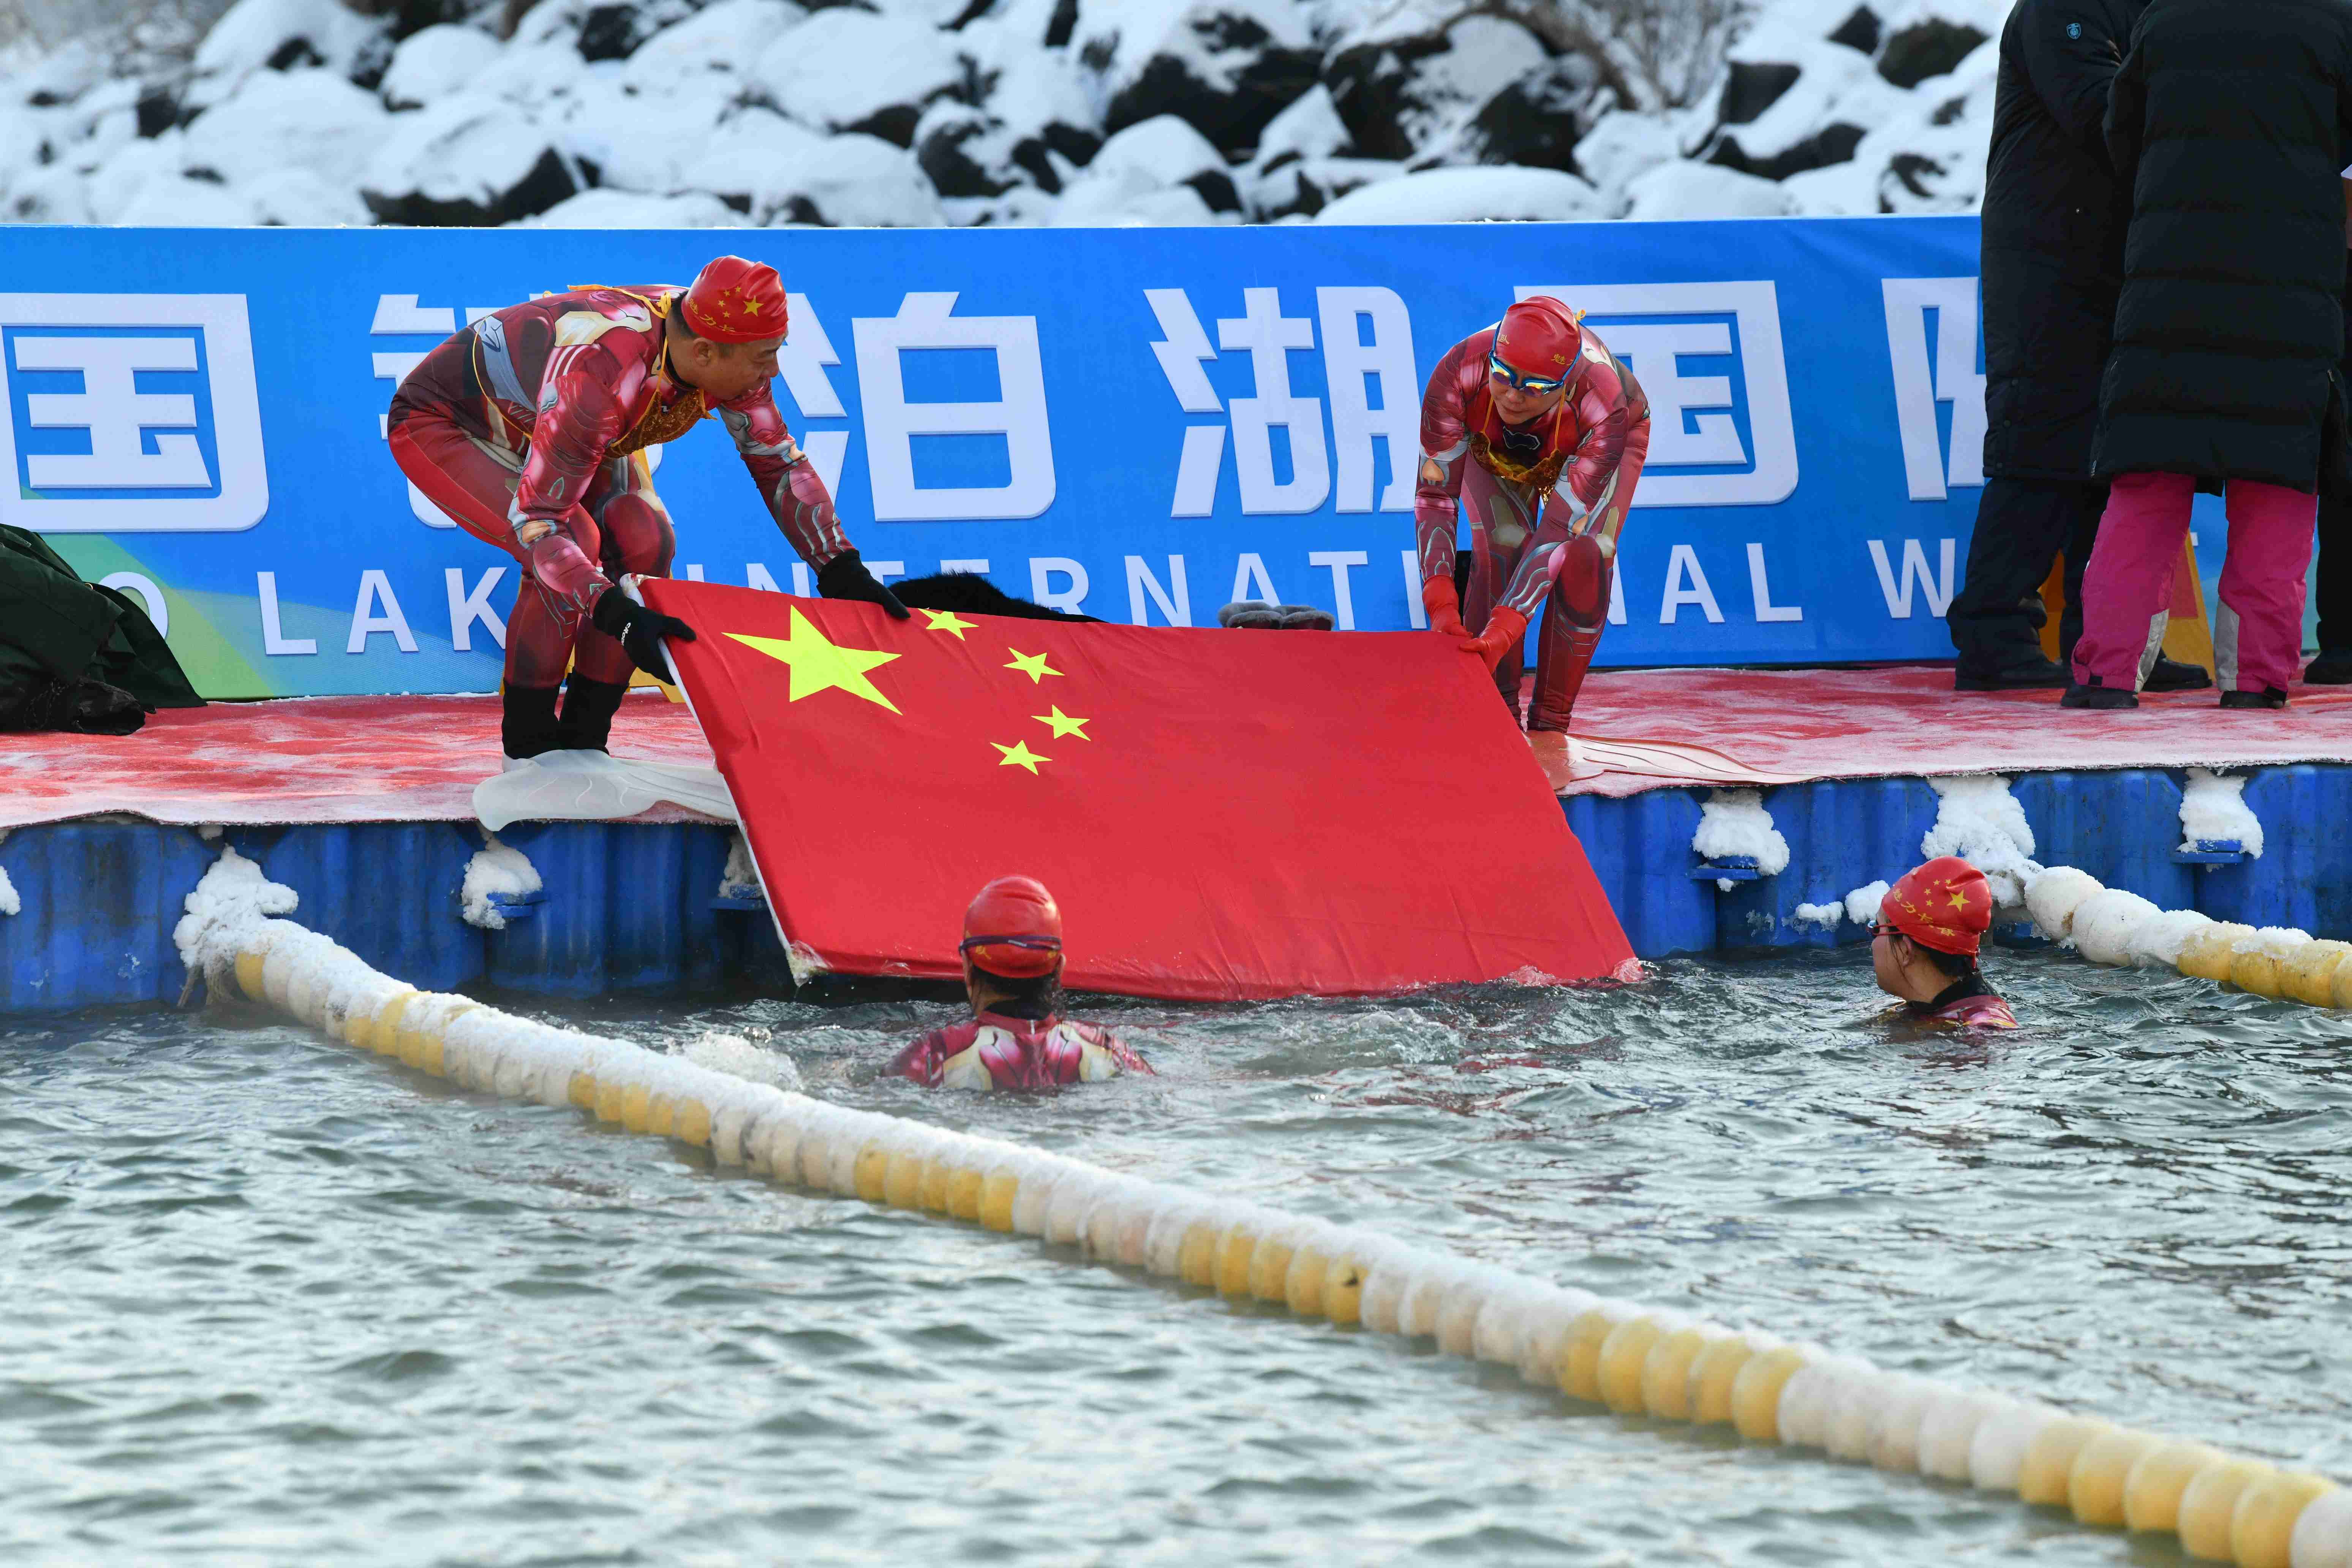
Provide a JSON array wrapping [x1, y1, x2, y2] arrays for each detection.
[[0, 0, 2007, 229]]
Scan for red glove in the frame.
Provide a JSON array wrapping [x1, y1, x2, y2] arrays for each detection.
[[1461, 606, 1529, 670], [1421, 576, 1468, 637]]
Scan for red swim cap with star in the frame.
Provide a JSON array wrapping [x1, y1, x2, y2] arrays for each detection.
[[682, 255, 788, 344], [1880, 856, 1993, 957]]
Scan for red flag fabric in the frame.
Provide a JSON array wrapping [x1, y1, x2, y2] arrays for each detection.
[[646, 580, 1636, 1000]]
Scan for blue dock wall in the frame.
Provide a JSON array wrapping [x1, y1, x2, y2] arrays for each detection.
[[4, 767, 2348, 1013]]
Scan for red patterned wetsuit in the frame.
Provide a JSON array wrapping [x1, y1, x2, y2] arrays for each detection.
[[1416, 322, 1651, 730], [387, 285, 852, 690], [887, 1010, 1155, 1091], [1919, 982, 2018, 1029]]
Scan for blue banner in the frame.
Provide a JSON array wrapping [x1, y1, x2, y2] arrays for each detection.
[[2, 218, 2005, 698]]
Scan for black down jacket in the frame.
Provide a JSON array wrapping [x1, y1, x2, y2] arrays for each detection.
[[2092, 0, 2352, 490], [1980, 0, 2145, 480]]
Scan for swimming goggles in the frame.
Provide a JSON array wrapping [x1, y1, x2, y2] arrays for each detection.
[[1487, 350, 1568, 397]]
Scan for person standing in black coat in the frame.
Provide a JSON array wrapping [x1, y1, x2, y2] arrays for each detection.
[[2065, 0, 2352, 709], [1949, 0, 2203, 692]]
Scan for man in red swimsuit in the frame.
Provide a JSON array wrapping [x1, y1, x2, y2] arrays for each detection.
[[1872, 857, 2020, 1028], [886, 876, 1155, 1091], [1415, 295, 1652, 733], [388, 255, 907, 761]]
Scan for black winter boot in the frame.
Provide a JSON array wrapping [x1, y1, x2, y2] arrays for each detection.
[[2303, 649, 2352, 684], [2060, 678, 2139, 710], [2219, 687, 2289, 710], [2144, 656, 2214, 692]]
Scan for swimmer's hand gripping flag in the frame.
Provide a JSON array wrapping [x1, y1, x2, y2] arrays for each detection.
[[646, 581, 1636, 1000]]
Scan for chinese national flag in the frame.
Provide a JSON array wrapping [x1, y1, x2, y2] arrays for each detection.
[[646, 580, 1635, 1001]]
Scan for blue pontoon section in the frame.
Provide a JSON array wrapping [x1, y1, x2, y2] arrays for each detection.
[[5, 766, 2349, 1012]]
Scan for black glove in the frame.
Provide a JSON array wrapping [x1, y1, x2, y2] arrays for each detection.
[[590, 586, 697, 683], [816, 549, 911, 619]]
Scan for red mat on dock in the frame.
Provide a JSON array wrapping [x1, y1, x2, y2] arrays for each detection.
[[1545, 665, 2352, 797], [2, 665, 2347, 830], [0, 692, 714, 829]]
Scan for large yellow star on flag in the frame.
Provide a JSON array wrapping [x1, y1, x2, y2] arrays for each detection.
[[1006, 648, 1062, 683], [1033, 706, 1089, 740], [993, 740, 1050, 773], [922, 609, 976, 640], [728, 609, 901, 713]]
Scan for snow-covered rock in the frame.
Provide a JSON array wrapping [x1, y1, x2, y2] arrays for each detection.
[[245, 164, 372, 225], [1324, 14, 1548, 163], [681, 112, 945, 226], [1073, 0, 1318, 156], [756, 8, 965, 146], [359, 93, 581, 226], [527, 187, 741, 226], [186, 0, 384, 110], [1623, 160, 1795, 220], [1574, 109, 1679, 210], [115, 172, 256, 225], [379, 24, 493, 110], [1315, 163, 1600, 223], [0, 0, 2020, 232], [182, 68, 388, 191], [629, 0, 806, 95], [1069, 112, 1239, 212]]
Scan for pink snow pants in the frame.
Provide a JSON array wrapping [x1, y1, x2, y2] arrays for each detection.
[[2071, 470, 2316, 694]]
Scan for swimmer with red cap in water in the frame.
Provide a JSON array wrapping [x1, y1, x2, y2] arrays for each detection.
[[886, 876, 1156, 1091], [1872, 857, 2019, 1027], [1415, 296, 1653, 733], [389, 256, 909, 763]]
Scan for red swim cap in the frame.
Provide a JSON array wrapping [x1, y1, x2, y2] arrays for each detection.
[[1880, 856, 1993, 958], [1494, 296, 1583, 378], [681, 255, 788, 344], [959, 875, 1064, 978]]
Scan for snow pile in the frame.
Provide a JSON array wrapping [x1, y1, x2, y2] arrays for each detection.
[[2180, 769, 2264, 859], [0, 863, 17, 918], [0, 0, 2009, 231], [1693, 789, 1792, 874], [1790, 901, 1843, 930], [460, 835, 542, 931], [1921, 775, 2041, 909], [718, 833, 761, 900], [172, 845, 298, 969], [680, 1029, 804, 1091], [1843, 879, 1890, 928]]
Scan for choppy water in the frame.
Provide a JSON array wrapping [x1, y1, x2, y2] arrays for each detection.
[[4, 949, 2349, 1566]]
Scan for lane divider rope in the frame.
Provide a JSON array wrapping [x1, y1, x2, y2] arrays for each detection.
[[2026, 866, 2352, 1007], [175, 849, 2349, 1567]]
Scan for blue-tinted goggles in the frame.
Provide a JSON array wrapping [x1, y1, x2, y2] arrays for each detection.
[[1487, 351, 1566, 397]]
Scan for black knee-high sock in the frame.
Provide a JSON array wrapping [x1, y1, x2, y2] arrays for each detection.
[[556, 676, 630, 753], [503, 683, 563, 760]]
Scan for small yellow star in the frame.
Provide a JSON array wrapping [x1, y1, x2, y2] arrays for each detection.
[[1005, 648, 1063, 683], [923, 609, 976, 640], [992, 740, 1050, 773], [1032, 706, 1089, 740], [727, 608, 901, 713]]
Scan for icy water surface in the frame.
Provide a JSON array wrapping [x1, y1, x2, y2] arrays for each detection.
[[3, 949, 2349, 1566]]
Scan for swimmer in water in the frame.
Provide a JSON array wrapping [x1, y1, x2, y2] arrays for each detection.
[[886, 876, 1155, 1090], [1872, 857, 2019, 1028]]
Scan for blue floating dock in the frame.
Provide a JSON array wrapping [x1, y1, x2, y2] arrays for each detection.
[[6, 763, 2351, 1013]]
